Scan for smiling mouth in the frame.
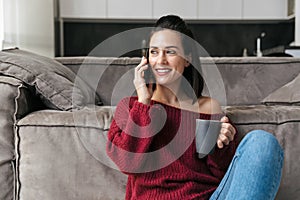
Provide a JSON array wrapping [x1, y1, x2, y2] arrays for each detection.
[[155, 68, 172, 74]]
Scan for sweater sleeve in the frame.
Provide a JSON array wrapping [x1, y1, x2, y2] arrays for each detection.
[[106, 97, 163, 174], [206, 118, 238, 180]]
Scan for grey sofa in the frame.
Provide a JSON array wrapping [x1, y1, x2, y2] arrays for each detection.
[[1, 48, 300, 200]]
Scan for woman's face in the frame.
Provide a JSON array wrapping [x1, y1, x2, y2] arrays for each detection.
[[148, 29, 189, 86]]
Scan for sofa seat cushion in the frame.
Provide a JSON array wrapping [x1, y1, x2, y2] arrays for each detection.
[[0, 48, 101, 110], [15, 106, 126, 200], [224, 105, 300, 200]]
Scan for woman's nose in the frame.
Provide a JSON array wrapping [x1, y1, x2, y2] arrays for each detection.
[[157, 51, 167, 65]]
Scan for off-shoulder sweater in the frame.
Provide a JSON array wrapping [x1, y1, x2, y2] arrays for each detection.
[[107, 97, 237, 200]]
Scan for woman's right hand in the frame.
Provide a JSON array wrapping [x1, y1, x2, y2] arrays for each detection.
[[133, 57, 154, 105]]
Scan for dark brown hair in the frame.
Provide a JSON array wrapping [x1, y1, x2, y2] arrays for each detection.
[[150, 15, 204, 100]]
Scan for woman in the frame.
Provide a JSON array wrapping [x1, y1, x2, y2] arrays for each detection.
[[107, 15, 284, 200]]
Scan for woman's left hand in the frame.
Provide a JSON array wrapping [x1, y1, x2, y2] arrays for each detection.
[[217, 116, 236, 149]]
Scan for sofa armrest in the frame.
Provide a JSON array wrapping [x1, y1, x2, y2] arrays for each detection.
[[0, 75, 44, 200]]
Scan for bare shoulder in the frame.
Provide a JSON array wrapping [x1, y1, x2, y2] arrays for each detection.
[[197, 96, 222, 114]]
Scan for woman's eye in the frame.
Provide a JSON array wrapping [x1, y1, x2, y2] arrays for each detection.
[[166, 50, 176, 55], [150, 50, 158, 55]]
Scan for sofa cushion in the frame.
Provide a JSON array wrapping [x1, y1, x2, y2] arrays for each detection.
[[55, 57, 138, 106], [0, 48, 101, 110], [57, 56, 300, 106], [16, 106, 126, 200], [261, 72, 300, 106], [201, 57, 300, 106]]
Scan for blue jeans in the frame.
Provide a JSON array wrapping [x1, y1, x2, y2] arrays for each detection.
[[210, 130, 284, 200]]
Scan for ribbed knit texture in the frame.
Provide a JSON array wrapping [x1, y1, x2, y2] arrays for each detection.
[[107, 97, 238, 200]]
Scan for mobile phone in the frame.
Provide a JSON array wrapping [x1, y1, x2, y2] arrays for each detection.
[[143, 48, 156, 90], [143, 48, 155, 87], [144, 67, 152, 85]]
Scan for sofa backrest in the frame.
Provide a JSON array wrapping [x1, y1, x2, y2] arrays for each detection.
[[56, 57, 139, 106], [202, 57, 300, 106], [55, 57, 300, 106]]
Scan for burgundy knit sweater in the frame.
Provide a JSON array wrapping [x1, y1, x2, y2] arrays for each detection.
[[107, 97, 237, 200]]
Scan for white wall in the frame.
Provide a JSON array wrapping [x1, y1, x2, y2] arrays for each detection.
[[0, 0, 4, 49], [296, 0, 300, 45], [2, 0, 55, 57], [2, 0, 18, 49]]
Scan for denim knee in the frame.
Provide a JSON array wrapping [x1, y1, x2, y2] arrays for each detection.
[[237, 130, 284, 163]]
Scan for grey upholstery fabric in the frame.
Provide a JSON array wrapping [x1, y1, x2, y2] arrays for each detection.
[[0, 49, 100, 110], [224, 105, 300, 200], [0, 76, 33, 200], [15, 104, 300, 200], [56, 57, 300, 106], [201, 57, 300, 106], [56, 57, 139, 106], [2, 55, 298, 200], [262, 72, 300, 106], [16, 107, 126, 200]]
